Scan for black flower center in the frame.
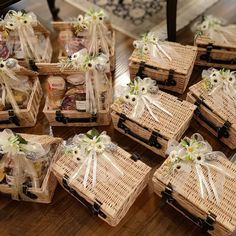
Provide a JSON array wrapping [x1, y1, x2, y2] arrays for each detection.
[[197, 156, 201, 161], [176, 165, 181, 170]]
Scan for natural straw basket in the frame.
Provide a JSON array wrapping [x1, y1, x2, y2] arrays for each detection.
[[51, 21, 115, 71], [0, 134, 62, 203], [195, 35, 236, 70], [111, 91, 196, 157], [152, 150, 236, 235], [0, 67, 43, 128], [39, 64, 112, 127], [129, 42, 197, 94], [187, 80, 236, 149], [52, 145, 151, 226]]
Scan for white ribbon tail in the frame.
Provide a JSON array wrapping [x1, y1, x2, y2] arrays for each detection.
[[82, 150, 94, 188], [92, 151, 97, 188], [141, 96, 159, 122], [204, 162, 234, 178], [156, 43, 172, 61]]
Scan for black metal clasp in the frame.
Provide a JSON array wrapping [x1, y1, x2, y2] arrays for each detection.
[[0, 110, 20, 126], [62, 175, 106, 218], [130, 152, 141, 162], [29, 59, 38, 71], [136, 61, 176, 86], [161, 183, 216, 232], [194, 97, 231, 139], [55, 111, 97, 124], [117, 113, 162, 149], [200, 43, 236, 65]]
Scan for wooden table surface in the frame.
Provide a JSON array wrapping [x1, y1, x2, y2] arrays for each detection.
[[1, 0, 236, 235]]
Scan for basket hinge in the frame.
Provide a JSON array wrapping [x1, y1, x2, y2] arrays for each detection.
[[200, 43, 236, 65], [0, 110, 20, 126], [194, 97, 231, 139], [29, 59, 39, 71], [55, 110, 97, 124], [130, 152, 141, 162], [161, 183, 216, 232], [136, 61, 176, 86], [62, 174, 106, 219], [117, 113, 162, 149]]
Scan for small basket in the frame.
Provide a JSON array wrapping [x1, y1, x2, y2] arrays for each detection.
[[195, 35, 236, 69], [152, 143, 236, 235], [50, 21, 115, 72], [40, 64, 112, 127], [129, 42, 197, 94], [187, 80, 236, 149], [0, 134, 62, 203], [0, 67, 43, 128], [111, 91, 196, 157], [52, 145, 151, 226]]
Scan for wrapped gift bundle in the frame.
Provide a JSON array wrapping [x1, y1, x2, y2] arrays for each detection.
[[152, 133, 236, 235], [0, 10, 52, 69], [0, 58, 42, 128], [187, 68, 236, 149], [194, 15, 236, 69], [51, 9, 115, 71], [52, 129, 151, 226], [42, 49, 112, 126], [0, 129, 62, 203], [129, 32, 197, 94], [111, 77, 196, 157]]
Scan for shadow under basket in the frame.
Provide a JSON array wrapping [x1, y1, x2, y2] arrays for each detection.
[[129, 42, 197, 94], [0, 134, 62, 203], [152, 149, 236, 236], [52, 146, 151, 226], [0, 68, 43, 129], [48, 21, 115, 72], [187, 80, 236, 149], [195, 35, 236, 70], [111, 91, 196, 157]]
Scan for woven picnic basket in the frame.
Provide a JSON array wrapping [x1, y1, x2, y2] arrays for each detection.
[[187, 80, 236, 149], [129, 42, 197, 94], [0, 67, 42, 128], [52, 145, 151, 226], [111, 91, 196, 157], [152, 149, 236, 235], [39, 64, 112, 127], [195, 35, 236, 69], [0, 134, 62, 203], [50, 21, 115, 71]]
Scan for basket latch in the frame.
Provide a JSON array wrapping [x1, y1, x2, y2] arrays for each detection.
[[62, 174, 106, 219], [22, 184, 38, 200], [130, 152, 141, 162], [136, 61, 176, 86], [55, 110, 97, 124], [117, 113, 162, 149], [29, 59, 39, 71], [161, 183, 216, 232], [200, 43, 236, 65], [194, 97, 231, 139], [0, 110, 20, 126]]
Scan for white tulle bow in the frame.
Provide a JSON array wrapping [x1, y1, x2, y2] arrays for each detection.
[[65, 129, 123, 188], [166, 133, 234, 204], [0, 129, 49, 200]]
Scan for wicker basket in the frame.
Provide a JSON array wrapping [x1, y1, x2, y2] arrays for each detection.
[[52, 145, 151, 226], [152, 145, 236, 235], [0, 67, 43, 128], [186, 81, 236, 149], [40, 64, 112, 127], [195, 35, 236, 69], [111, 91, 196, 157], [51, 21, 115, 71], [0, 133, 62, 203], [129, 42, 197, 94]]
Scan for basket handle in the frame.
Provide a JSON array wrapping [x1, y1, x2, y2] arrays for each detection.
[[62, 174, 106, 218], [194, 98, 231, 139], [161, 183, 216, 232], [55, 111, 97, 124], [200, 43, 236, 65], [136, 61, 176, 86], [117, 113, 162, 149], [0, 110, 20, 126]]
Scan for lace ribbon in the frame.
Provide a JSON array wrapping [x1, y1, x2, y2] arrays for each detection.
[[165, 133, 234, 204], [0, 129, 49, 200], [64, 129, 123, 188]]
